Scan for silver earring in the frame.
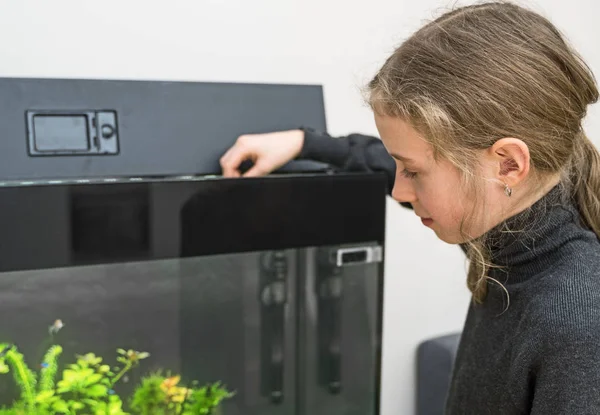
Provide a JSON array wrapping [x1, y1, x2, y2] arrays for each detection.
[[504, 183, 512, 197]]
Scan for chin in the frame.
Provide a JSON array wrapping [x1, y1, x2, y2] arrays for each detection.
[[432, 229, 470, 245]]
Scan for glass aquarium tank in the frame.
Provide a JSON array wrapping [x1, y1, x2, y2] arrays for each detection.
[[0, 172, 387, 415]]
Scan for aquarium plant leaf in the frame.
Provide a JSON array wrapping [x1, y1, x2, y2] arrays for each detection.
[[0, 343, 11, 375], [3, 345, 37, 411], [84, 373, 104, 386], [35, 390, 55, 402], [86, 383, 108, 397], [71, 401, 85, 411], [38, 345, 62, 393], [51, 399, 69, 413]]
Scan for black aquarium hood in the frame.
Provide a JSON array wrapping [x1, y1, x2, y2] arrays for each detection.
[[0, 76, 331, 182]]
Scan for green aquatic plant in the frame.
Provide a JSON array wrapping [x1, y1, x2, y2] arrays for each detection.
[[89, 394, 128, 415], [0, 343, 129, 414], [114, 348, 150, 386], [130, 372, 234, 415], [0, 343, 37, 413], [38, 345, 62, 392], [130, 372, 168, 414], [184, 381, 233, 415], [0, 324, 232, 414]]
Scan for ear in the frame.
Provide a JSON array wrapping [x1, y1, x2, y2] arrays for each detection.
[[488, 138, 530, 187]]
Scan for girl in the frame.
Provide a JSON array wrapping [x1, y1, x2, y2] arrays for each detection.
[[220, 2, 600, 413]]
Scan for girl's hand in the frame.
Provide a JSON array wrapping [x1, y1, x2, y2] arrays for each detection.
[[220, 130, 305, 177]]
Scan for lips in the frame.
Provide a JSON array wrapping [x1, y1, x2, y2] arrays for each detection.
[[415, 211, 433, 227], [420, 217, 433, 227]]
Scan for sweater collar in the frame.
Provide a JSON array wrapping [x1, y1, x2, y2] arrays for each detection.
[[466, 185, 590, 284]]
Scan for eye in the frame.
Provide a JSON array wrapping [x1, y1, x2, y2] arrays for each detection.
[[400, 169, 417, 179]]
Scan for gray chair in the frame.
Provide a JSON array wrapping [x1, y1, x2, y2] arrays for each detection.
[[416, 333, 462, 415]]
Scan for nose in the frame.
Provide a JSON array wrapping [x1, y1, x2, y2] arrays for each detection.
[[391, 176, 417, 205]]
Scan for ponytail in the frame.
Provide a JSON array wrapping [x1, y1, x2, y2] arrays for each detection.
[[570, 132, 600, 238]]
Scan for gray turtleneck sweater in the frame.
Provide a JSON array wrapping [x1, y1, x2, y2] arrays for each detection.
[[298, 130, 600, 413], [445, 186, 600, 414]]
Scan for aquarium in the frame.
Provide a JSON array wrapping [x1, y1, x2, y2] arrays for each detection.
[[0, 172, 387, 415]]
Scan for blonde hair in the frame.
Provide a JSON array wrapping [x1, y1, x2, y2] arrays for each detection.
[[368, 1, 600, 302]]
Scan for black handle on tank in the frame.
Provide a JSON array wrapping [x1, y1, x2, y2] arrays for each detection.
[[316, 248, 343, 394], [259, 251, 288, 404]]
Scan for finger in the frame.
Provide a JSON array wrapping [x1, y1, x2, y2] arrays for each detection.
[[243, 161, 271, 178], [219, 146, 237, 169], [222, 167, 241, 178], [222, 164, 241, 178], [221, 149, 250, 177], [219, 136, 247, 168]]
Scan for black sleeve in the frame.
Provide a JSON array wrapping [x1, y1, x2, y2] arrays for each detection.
[[298, 127, 396, 195]]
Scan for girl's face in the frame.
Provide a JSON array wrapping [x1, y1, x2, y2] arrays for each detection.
[[374, 114, 511, 244]]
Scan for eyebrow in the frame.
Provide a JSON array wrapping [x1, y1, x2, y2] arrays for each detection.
[[390, 153, 415, 163]]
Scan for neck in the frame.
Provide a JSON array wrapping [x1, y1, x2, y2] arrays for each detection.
[[484, 182, 585, 283], [459, 175, 562, 249], [500, 174, 562, 228]]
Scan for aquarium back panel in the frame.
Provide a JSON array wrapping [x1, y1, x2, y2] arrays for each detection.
[[0, 76, 329, 182], [0, 173, 386, 415]]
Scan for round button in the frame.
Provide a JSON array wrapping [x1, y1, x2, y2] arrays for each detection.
[[101, 124, 115, 139]]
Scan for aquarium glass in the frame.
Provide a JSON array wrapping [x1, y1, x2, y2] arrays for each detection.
[[0, 174, 385, 415]]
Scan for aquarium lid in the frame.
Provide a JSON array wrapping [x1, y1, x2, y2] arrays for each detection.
[[0, 76, 328, 181]]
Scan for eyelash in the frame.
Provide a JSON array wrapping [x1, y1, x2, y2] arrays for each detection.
[[401, 169, 417, 179]]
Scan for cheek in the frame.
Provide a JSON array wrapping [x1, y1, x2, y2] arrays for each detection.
[[415, 167, 471, 230], [421, 189, 465, 224]]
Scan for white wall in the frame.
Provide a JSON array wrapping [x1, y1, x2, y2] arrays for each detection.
[[0, 0, 597, 413]]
